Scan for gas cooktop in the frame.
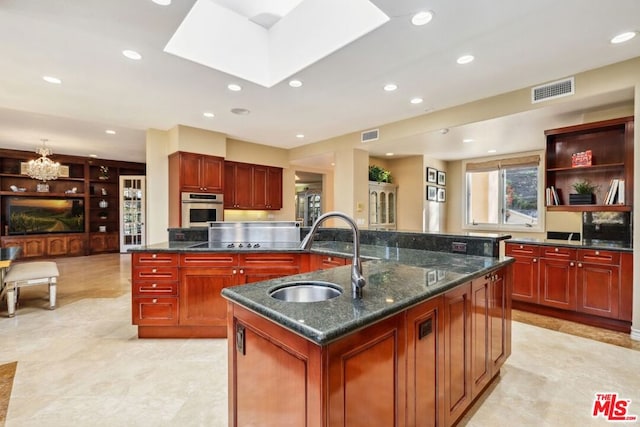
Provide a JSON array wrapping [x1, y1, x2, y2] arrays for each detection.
[[188, 241, 302, 250]]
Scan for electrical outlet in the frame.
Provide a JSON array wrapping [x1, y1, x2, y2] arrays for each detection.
[[452, 242, 467, 253]]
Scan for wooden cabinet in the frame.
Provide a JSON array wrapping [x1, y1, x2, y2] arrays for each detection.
[[131, 253, 179, 327], [443, 282, 472, 426], [471, 278, 490, 398], [0, 148, 144, 257], [539, 246, 577, 310], [507, 242, 632, 330], [170, 151, 224, 193], [132, 252, 301, 338], [224, 161, 252, 209], [89, 231, 119, 253], [505, 243, 539, 303], [326, 313, 406, 427], [545, 116, 633, 211], [228, 265, 511, 427], [406, 294, 444, 427], [224, 160, 283, 210], [576, 249, 620, 318]]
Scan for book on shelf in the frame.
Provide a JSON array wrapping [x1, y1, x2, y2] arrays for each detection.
[[604, 179, 624, 205], [546, 186, 561, 206]]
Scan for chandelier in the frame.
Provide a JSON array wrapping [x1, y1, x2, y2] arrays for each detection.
[[26, 139, 61, 182]]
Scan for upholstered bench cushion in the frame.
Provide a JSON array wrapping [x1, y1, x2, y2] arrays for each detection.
[[4, 262, 59, 283]]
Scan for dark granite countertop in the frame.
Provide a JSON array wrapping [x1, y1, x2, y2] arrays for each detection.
[[221, 242, 512, 345], [506, 237, 632, 252]]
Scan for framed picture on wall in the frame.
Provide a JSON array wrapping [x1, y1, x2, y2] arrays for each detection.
[[427, 185, 437, 201], [437, 170, 446, 186], [427, 167, 437, 183], [437, 187, 446, 202]]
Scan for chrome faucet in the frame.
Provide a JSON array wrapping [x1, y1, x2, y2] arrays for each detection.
[[300, 211, 366, 298]]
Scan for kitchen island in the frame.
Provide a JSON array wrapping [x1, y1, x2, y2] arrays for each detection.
[[220, 244, 513, 427]]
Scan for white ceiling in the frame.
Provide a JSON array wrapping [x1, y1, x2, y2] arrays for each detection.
[[0, 0, 638, 164]]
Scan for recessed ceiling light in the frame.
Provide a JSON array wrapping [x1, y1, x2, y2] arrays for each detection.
[[122, 50, 142, 60], [463, 138, 474, 143], [231, 108, 250, 115], [411, 11, 434, 26], [457, 55, 475, 65], [105, 130, 116, 135], [42, 75, 62, 84], [610, 31, 637, 44], [439, 128, 449, 134], [410, 97, 423, 104], [152, 0, 171, 5], [203, 112, 215, 118], [488, 149, 497, 153], [385, 152, 394, 156], [383, 83, 398, 92], [289, 79, 303, 88], [296, 134, 305, 138], [228, 83, 242, 92]]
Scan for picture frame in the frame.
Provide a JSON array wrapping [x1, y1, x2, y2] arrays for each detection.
[[427, 167, 437, 183], [437, 187, 446, 202], [427, 185, 437, 201], [437, 170, 446, 186]]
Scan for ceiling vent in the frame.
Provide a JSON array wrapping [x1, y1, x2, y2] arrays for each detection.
[[361, 129, 379, 143], [531, 77, 575, 103]]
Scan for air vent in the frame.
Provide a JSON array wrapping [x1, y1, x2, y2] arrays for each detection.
[[361, 129, 379, 143], [531, 77, 574, 103]]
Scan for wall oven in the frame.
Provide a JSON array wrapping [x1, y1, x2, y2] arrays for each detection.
[[181, 192, 224, 227]]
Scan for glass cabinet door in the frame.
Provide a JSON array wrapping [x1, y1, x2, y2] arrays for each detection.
[[120, 175, 146, 252]]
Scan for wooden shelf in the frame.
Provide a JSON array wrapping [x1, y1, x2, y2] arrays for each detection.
[[0, 191, 84, 197], [546, 163, 624, 173], [546, 205, 632, 212]]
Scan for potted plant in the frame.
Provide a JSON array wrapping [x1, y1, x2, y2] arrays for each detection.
[[368, 165, 392, 183], [569, 179, 597, 205]]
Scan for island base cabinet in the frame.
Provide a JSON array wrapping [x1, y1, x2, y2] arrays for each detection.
[[327, 314, 406, 427], [406, 296, 445, 427], [227, 266, 511, 427]]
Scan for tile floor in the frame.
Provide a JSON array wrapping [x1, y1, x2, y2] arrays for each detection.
[[1, 253, 639, 426]]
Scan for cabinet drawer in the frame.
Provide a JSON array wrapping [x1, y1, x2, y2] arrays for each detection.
[[240, 253, 300, 267], [541, 246, 576, 259], [132, 297, 179, 325], [180, 253, 238, 267], [505, 243, 540, 257], [133, 281, 179, 296], [133, 266, 179, 281], [578, 249, 620, 265], [133, 253, 179, 266]]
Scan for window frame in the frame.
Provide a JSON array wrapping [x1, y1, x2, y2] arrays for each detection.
[[462, 154, 544, 233]]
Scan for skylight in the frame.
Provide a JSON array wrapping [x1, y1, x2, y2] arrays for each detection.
[[164, 0, 389, 88]]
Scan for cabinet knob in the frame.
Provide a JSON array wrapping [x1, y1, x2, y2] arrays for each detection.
[[240, 269, 244, 274], [533, 258, 537, 263], [152, 299, 158, 304], [152, 283, 157, 288], [578, 263, 583, 268], [152, 268, 157, 273], [519, 245, 523, 249], [233, 269, 237, 274], [554, 248, 559, 252], [152, 254, 157, 259], [595, 251, 600, 256], [570, 262, 575, 267]]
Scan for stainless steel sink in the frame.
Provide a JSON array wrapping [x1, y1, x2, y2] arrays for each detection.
[[269, 281, 343, 302]]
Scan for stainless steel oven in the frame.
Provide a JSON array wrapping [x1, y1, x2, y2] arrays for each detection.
[[181, 192, 224, 227]]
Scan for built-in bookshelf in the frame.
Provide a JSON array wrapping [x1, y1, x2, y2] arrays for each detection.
[[544, 116, 633, 212]]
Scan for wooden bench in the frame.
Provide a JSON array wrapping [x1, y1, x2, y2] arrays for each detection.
[[1, 261, 59, 317]]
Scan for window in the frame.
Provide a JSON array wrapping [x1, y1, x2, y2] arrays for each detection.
[[465, 155, 541, 230]]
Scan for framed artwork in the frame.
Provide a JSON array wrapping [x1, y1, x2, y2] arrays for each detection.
[[437, 187, 446, 202], [437, 170, 446, 186], [427, 185, 437, 201], [427, 167, 437, 183]]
